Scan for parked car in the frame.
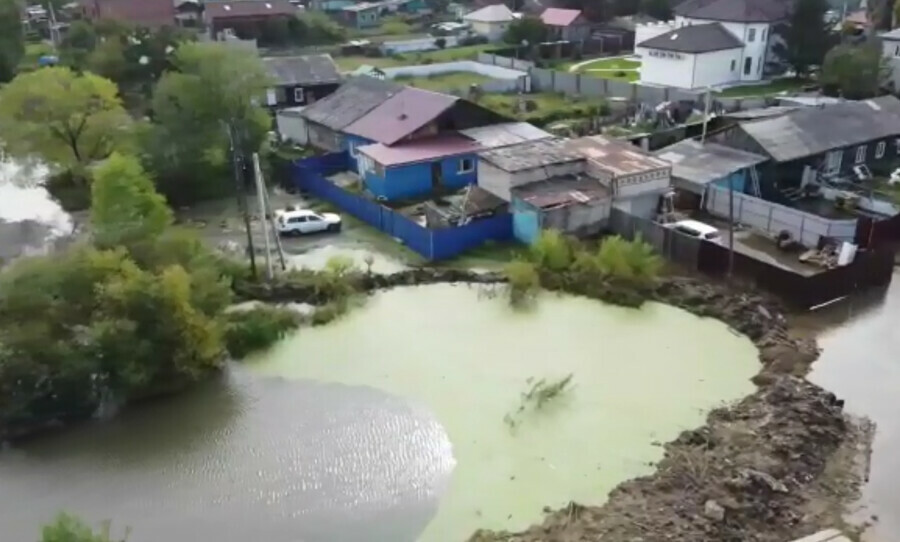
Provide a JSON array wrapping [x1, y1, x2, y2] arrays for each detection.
[[276, 209, 342, 236], [667, 219, 721, 242]]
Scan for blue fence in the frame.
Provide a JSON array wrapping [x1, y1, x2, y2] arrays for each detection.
[[293, 153, 513, 260]]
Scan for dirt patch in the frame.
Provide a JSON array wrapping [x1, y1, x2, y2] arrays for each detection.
[[237, 269, 867, 542]]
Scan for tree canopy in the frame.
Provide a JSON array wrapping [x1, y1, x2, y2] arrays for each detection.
[[773, 0, 833, 76], [503, 16, 549, 46], [0, 0, 24, 83], [0, 67, 131, 171], [821, 42, 888, 99]]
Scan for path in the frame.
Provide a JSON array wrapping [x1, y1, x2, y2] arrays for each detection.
[[567, 55, 635, 73]]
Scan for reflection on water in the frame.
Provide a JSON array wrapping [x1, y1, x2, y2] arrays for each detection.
[[250, 284, 760, 541], [807, 275, 900, 542], [0, 370, 453, 542]]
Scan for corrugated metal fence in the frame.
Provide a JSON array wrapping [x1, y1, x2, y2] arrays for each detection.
[[292, 154, 513, 260]]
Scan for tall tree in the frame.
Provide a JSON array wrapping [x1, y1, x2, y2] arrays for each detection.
[[821, 42, 888, 99], [503, 16, 549, 45], [60, 20, 98, 70], [91, 153, 173, 251], [0, 68, 131, 171], [773, 0, 833, 77], [0, 0, 24, 82]]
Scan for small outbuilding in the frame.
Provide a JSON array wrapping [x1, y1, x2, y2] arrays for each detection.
[[540, 8, 590, 42], [510, 175, 611, 243], [463, 4, 516, 42], [262, 54, 342, 109], [655, 139, 768, 208]]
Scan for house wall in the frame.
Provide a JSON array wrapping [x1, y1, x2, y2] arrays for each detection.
[[615, 168, 671, 198], [275, 110, 309, 144], [469, 20, 508, 41], [675, 16, 773, 81], [612, 191, 661, 219], [512, 198, 541, 243], [774, 137, 900, 189], [542, 199, 612, 236], [477, 160, 586, 201], [361, 153, 479, 200], [691, 47, 743, 88], [270, 83, 341, 108], [881, 38, 900, 90], [308, 122, 343, 153], [345, 134, 375, 172], [640, 50, 697, 89]]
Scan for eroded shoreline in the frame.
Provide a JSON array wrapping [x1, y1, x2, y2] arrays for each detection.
[[242, 268, 867, 542]]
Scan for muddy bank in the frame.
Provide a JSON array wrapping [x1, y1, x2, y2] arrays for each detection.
[[241, 269, 861, 542]]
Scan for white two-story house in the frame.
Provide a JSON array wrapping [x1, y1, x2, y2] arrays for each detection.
[[636, 0, 789, 89]]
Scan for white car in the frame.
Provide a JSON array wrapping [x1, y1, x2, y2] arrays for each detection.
[[667, 219, 722, 242], [276, 209, 342, 236]]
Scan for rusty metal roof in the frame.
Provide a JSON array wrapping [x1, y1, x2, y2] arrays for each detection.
[[478, 138, 583, 172], [512, 175, 610, 209], [565, 135, 671, 177]]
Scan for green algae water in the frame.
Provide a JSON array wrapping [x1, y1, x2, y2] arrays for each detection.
[[250, 283, 759, 541]]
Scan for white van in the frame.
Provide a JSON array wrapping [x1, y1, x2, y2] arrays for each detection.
[[667, 219, 722, 242]]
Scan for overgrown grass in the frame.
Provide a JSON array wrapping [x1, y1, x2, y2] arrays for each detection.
[[503, 230, 662, 307], [715, 77, 810, 97], [474, 93, 608, 126], [394, 71, 493, 92], [503, 374, 575, 429], [224, 306, 302, 359], [333, 44, 495, 71]]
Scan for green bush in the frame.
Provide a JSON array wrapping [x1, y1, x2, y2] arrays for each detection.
[[504, 259, 540, 306], [527, 230, 573, 272], [41, 513, 128, 542], [224, 306, 301, 359], [595, 235, 662, 288]]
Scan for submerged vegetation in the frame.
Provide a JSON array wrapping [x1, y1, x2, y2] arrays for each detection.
[[41, 514, 128, 542], [504, 374, 575, 429], [223, 306, 303, 359], [505, 230, 663, 307]]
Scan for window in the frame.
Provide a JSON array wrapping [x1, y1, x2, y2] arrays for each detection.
[[294, 87, 304, 103], [747, 28, 756, 42], [855, 145, 866, 164], [743, 57, 752, 75], [458, 158, 474, 173], [825, 150, 842, 172], [876, 141, 886, 159], [730, 59, 736, 71]]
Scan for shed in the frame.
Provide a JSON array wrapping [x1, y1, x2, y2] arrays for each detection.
[[262, 54, 342, 108], [356, 134, 484, 200], [510, 175, 611, 243], [477, 138, 586, 201], [655, 139, 768, 203], [464, 4, 516, 41], [299, 76, 402, 152], [340, 2, 381, 28]]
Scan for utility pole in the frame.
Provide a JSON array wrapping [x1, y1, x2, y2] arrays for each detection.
[[701, 86, 712, 143], [261, 175, 287, 272], [252, 153, 273, 280], [226, 122, 257, 279]]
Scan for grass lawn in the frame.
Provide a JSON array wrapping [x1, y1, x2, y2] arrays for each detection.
[[475, 93, 606, 125], [715, 78, 811, 97], [554, 56, 641, 82], [333, 44, 496, 71], [394, 71, 493, 92]]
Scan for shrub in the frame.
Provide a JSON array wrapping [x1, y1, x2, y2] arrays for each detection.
[[528, 230, 573, 272], [504, 259, 540, 306], [594, 235, 662, 288], [224, 306, 301, 359]]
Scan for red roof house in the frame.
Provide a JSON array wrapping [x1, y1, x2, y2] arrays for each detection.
[[540, 8, 590, 41], [80, 0, 176, 27]]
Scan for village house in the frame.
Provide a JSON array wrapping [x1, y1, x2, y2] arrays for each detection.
[[880, 28, 900, 91], [714, 96, 900, 198], [540, 8, 590, 42], [203, 0, 297, 39], [463, 4, 516, 42], [79, 0, 176, 27], [340, 2, 381, 28], [635, 0, 789, 89], [262, 54, 342, 109]]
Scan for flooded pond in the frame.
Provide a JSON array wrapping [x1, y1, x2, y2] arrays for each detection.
[[0, 284, 758, 542]]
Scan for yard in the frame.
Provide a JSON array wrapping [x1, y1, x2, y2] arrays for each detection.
[[559, 56, 641, 82], [715, 78, 811, 97], [333, 44, 497, 71], [474, 93, 608, 126], [394, 71, 494, 92]]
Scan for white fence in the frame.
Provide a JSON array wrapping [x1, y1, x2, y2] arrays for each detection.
[[705, 185, 858, 247], [382, 61, 530, 93], [380, 36, 461, 55]]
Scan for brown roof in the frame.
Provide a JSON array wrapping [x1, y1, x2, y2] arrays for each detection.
[[81, 0, 176, 27], [565, 135, 670, 177], [343, 87, 459, 146], [204, 0, 296, 20]]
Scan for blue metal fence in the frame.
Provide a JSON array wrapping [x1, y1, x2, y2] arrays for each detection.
[[293, 154, 513, 260]]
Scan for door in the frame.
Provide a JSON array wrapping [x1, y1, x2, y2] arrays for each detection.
[[306, 215, 326, 233], [825, 150, 842, 174], [431, 162, 443, 189]]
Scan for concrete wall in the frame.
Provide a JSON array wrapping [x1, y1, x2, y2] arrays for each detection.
[[383, 61, 529, 93], [705, 185, 858, 247], [470, 20, 509, 42], [640, 51, 696, 89], [275, 111, 309, 145], [692, 48, 743, 88], [477, 52, 536, 71], [381, 36, 461, 54], [477, 160, 585, 201]]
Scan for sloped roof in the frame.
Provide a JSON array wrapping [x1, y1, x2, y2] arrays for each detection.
[[358, 135, 482, 166], [655, 139, 767, 187], [674, 0, 789, 23], [566, 135, 671, 177], [540, 7, 582, 26], [204, 0, 296, 19], [343, 87, 459, 146], [637, 22, 743, 53], [301, 76, 402, 130], [478, 138, 583, 172], [86, 0, 175, 27], [460, 122, 552, 149], [463, 3, 515, 22], [263, 54, 341, 86], [738, 96, 900, 163]]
